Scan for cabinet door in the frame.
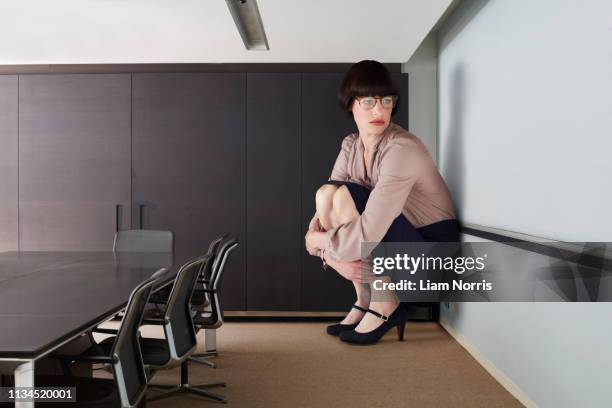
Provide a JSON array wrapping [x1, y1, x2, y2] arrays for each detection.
[[19, 75, 131, 251], [301, 73, 358, 310], [0, 76, 18, 252], [132, 73, 246, 310], [246, 73, 301, 310]]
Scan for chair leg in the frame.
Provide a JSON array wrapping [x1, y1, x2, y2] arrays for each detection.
[[193, 350, 219, 358], [204, 329, 217, 351], [192, 381, 227, 388], [191, 347, 219, 368], [148, 383, 227, 403], [189, 356, 217, 368], [146, 360, 227, 403], [146, 387, 181, 402], [186, 386, 227, 404]]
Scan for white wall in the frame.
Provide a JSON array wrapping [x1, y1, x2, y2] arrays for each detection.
[[442, 234, 612, 407], [402, 33, 438, 161], [437, 1, 612, 407], [437, 0, 612, 242], [441, 298, 612, 407]]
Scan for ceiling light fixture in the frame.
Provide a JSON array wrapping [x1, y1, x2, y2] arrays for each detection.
[[225, 0, 270, 51]]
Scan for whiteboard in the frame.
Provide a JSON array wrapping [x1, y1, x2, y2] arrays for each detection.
[[438, 0, 612, 242]]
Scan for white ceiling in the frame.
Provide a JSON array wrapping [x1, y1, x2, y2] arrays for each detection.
[[0, 0, 452, 64]]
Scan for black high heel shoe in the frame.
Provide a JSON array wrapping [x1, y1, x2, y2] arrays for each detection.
[[326, 304, 367, 336], [339, 304, 408, 345]]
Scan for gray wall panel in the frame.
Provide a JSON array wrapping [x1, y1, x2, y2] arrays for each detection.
[[132, 73, 247, 310], [301, 73, 358, 311], [246, 73, 301, 310], [19, 74, 132, 251], [0, 76, 18, 252]]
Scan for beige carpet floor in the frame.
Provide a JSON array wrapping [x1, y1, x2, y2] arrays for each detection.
[[133, 321, 523, 408]]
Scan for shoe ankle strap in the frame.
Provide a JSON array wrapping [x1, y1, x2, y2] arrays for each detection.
[[366, 309, 389, 321], [352, 304, 368, 313]]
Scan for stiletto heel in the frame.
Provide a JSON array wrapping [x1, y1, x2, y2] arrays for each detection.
[[326, 304, 367, 336], [339, 304, 409, 345], [397, 322, 406, 341]]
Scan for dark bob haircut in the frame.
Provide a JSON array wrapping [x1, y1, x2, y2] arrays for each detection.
[[338, 60, 400, 117]]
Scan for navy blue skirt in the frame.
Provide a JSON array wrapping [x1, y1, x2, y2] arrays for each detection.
[[326, 181, 459, 243]]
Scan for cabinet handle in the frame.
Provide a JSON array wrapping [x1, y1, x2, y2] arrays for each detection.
[[139, 204, 146, 229], [115, 204, 122, 232]]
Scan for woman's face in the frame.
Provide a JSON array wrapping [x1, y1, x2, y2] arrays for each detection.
[[351, 95, 394, 136]]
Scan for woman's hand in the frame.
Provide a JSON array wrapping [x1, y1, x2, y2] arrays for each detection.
[[325, 256, 375, 283], [305, 230, 325, 256], [305, 215, 326, 256], [308, 215, 322, 233]]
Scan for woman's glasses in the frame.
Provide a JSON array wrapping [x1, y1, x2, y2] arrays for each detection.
[[355, 95, 397, 110]]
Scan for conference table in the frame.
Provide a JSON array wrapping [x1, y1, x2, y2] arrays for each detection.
[[0, 251, 185, 407]]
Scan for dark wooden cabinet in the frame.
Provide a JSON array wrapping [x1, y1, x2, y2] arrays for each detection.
[[6, 67, 414, 314], [18, 75, 131, 251], [246, 73, 301, 310], [131, 73, 247, 310], [0, 76, 18, 252]]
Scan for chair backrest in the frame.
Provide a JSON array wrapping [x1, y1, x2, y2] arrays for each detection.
[[163, 256, 209, 360], [110, 276, 158, 408], [199, 235, 226, 286], [206, 235, 226, 257], [113, 230, 174, 253], [210, 237, 239, 292], [202, 237, 238, 328]]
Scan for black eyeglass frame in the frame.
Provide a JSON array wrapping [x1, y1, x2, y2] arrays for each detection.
[[353, 95, 398, 110]]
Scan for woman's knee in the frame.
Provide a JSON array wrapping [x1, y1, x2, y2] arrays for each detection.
[[332, 185, 356, 213], [315, 184, 338, 210]]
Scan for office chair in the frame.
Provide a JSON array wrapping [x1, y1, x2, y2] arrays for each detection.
[[192, 235, 226, 309], [141, 254, 230, 403], [191, 237, 239, 366], [146, 235, 228, 368], [143, 238, 237, 403], [44, 276, 159, 408], [113, 229, 174, 253], [87, 255, 226, 403], [159, 237, 239, 401], [112, 229, 174, 318]]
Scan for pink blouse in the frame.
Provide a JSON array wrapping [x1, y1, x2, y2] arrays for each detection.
[[323, 122, 456, 261]]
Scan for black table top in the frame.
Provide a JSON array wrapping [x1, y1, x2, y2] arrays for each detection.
[[0, 251, 185, 358]]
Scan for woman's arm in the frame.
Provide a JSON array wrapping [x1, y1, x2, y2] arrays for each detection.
[[324, 142, 425, 261], [305, 215, 322, 256], [324, 253, 374, 283]]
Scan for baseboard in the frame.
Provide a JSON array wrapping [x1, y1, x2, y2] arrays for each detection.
[[225, 305, 438, 320], [439, 318, 538, 408]]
